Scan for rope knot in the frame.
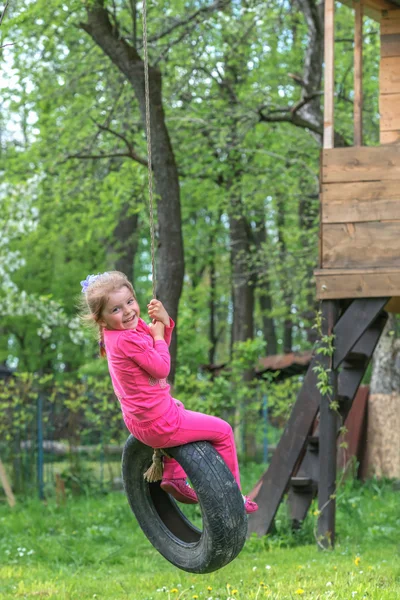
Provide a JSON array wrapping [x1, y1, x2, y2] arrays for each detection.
[[143, 448, 164, 482]]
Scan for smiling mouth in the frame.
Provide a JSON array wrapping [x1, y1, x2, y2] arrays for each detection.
[[124, 314, 137, 324]]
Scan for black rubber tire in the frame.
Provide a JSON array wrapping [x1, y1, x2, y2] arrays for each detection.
[[121, 435, 248, 573]]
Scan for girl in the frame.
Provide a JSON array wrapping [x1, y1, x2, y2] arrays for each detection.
[[81, 271, 258, 513]]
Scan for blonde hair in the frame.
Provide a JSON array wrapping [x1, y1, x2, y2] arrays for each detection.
[[80, 271, 136, 357]]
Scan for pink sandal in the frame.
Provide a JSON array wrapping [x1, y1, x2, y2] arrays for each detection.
[[244, 496, 258, 514], [160, 478, 198, 504]]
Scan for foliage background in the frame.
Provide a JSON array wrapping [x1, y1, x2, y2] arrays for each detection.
[[0, 0, 381, 474]]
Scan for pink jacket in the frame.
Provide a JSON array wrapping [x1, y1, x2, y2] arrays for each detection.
[[103, 318, 175, 421]]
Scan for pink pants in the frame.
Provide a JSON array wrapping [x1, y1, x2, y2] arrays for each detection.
[[124, 400, 241, 488]]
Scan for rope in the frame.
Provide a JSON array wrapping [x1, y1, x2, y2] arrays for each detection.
[[142, 0, 157, 299], [141, 0, 164, 483]]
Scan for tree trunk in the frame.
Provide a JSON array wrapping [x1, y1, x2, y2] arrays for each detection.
[[110, 204, 139, 282], [209, 250, 218, 366], [80, 3, 184, 380], [295, 0, 324, 137], [277, 195, 293, 354], [229, 191, 255, 348], [260, 292, 277, 356], [252, 213, 277, 355], [228, 185, 256, 456], [368, 314, 400, 479]]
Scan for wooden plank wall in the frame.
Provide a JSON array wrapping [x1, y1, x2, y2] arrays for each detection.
[[321, 146, 400, 270], [380, 10, 400, 144], [315, 6, 400, 303]]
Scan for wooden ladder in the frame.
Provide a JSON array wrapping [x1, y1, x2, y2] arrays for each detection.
[[247, 298, 388, 539]]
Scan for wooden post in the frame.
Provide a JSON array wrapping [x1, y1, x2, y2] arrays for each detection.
[[55, 474, 66, 506], [36, 393, 45, 500], [324, 0, 335, 149], [0, 458, 16, 508], [354, 0, 363, 146], [317, 300, 339, 548]]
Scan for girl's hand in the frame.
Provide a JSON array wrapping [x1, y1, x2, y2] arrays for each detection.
[[148, 320, 165, 340], [147, 299, 170, 327]]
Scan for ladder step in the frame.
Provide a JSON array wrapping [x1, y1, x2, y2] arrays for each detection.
[[307, 435, 319, 451], [344, 351, 368, 366], [290, 477, 314, 492], [333, 299, 388, 370]]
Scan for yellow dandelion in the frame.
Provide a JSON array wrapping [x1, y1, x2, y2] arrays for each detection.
[[193, 596, 198, 599], [260, 582, 265, 586], [232, 591, 238, 595], [333, 566, 337, 570], [295, 590, 305, 595], [170, 590, 179, 594], [354, 556, 361, 566], [207, 586, 213, 591]]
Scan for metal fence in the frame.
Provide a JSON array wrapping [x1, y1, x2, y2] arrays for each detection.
[[0, 371, 127, 501], [0, 369, 282, 502]]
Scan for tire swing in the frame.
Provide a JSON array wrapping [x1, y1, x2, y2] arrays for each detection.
[[122, 0, 248, 574], [122, 437, 248, 573]]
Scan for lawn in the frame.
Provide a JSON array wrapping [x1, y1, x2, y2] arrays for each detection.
[[0, 468, 399, 599]]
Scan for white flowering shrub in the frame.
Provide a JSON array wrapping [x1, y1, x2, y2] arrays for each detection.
[[0, 183, 83, 345]]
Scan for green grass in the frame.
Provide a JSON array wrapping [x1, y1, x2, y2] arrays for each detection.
[[0, 469, 399, 599]]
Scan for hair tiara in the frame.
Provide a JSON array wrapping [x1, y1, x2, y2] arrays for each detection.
[[80, 272, 109, 294]]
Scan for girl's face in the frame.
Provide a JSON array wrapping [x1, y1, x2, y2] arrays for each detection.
[[99, 286, 140, 331]]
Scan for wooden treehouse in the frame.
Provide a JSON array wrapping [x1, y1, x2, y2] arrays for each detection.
[[248, 0, 400, 546]]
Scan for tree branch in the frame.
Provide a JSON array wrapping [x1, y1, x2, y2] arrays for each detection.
[[91, 119, 148, 166], [258, 92, 322, 127], [67, 152, 133, 160], [147, 0, 230, 44], [0, 0, 12, 49], [87, 82, 126, 151], [258, 103, 322, 136], [288, 73, 307, 88], [153, 20, 199, 67], [79, 0, 142, 70], [196, 64, 240, 105], [0, 0, 9, 26], [291, 91, 324, 115]]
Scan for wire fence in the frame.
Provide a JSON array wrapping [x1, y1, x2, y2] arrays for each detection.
[[0, 372, 127, 501], [0, 369, 282, 503]]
